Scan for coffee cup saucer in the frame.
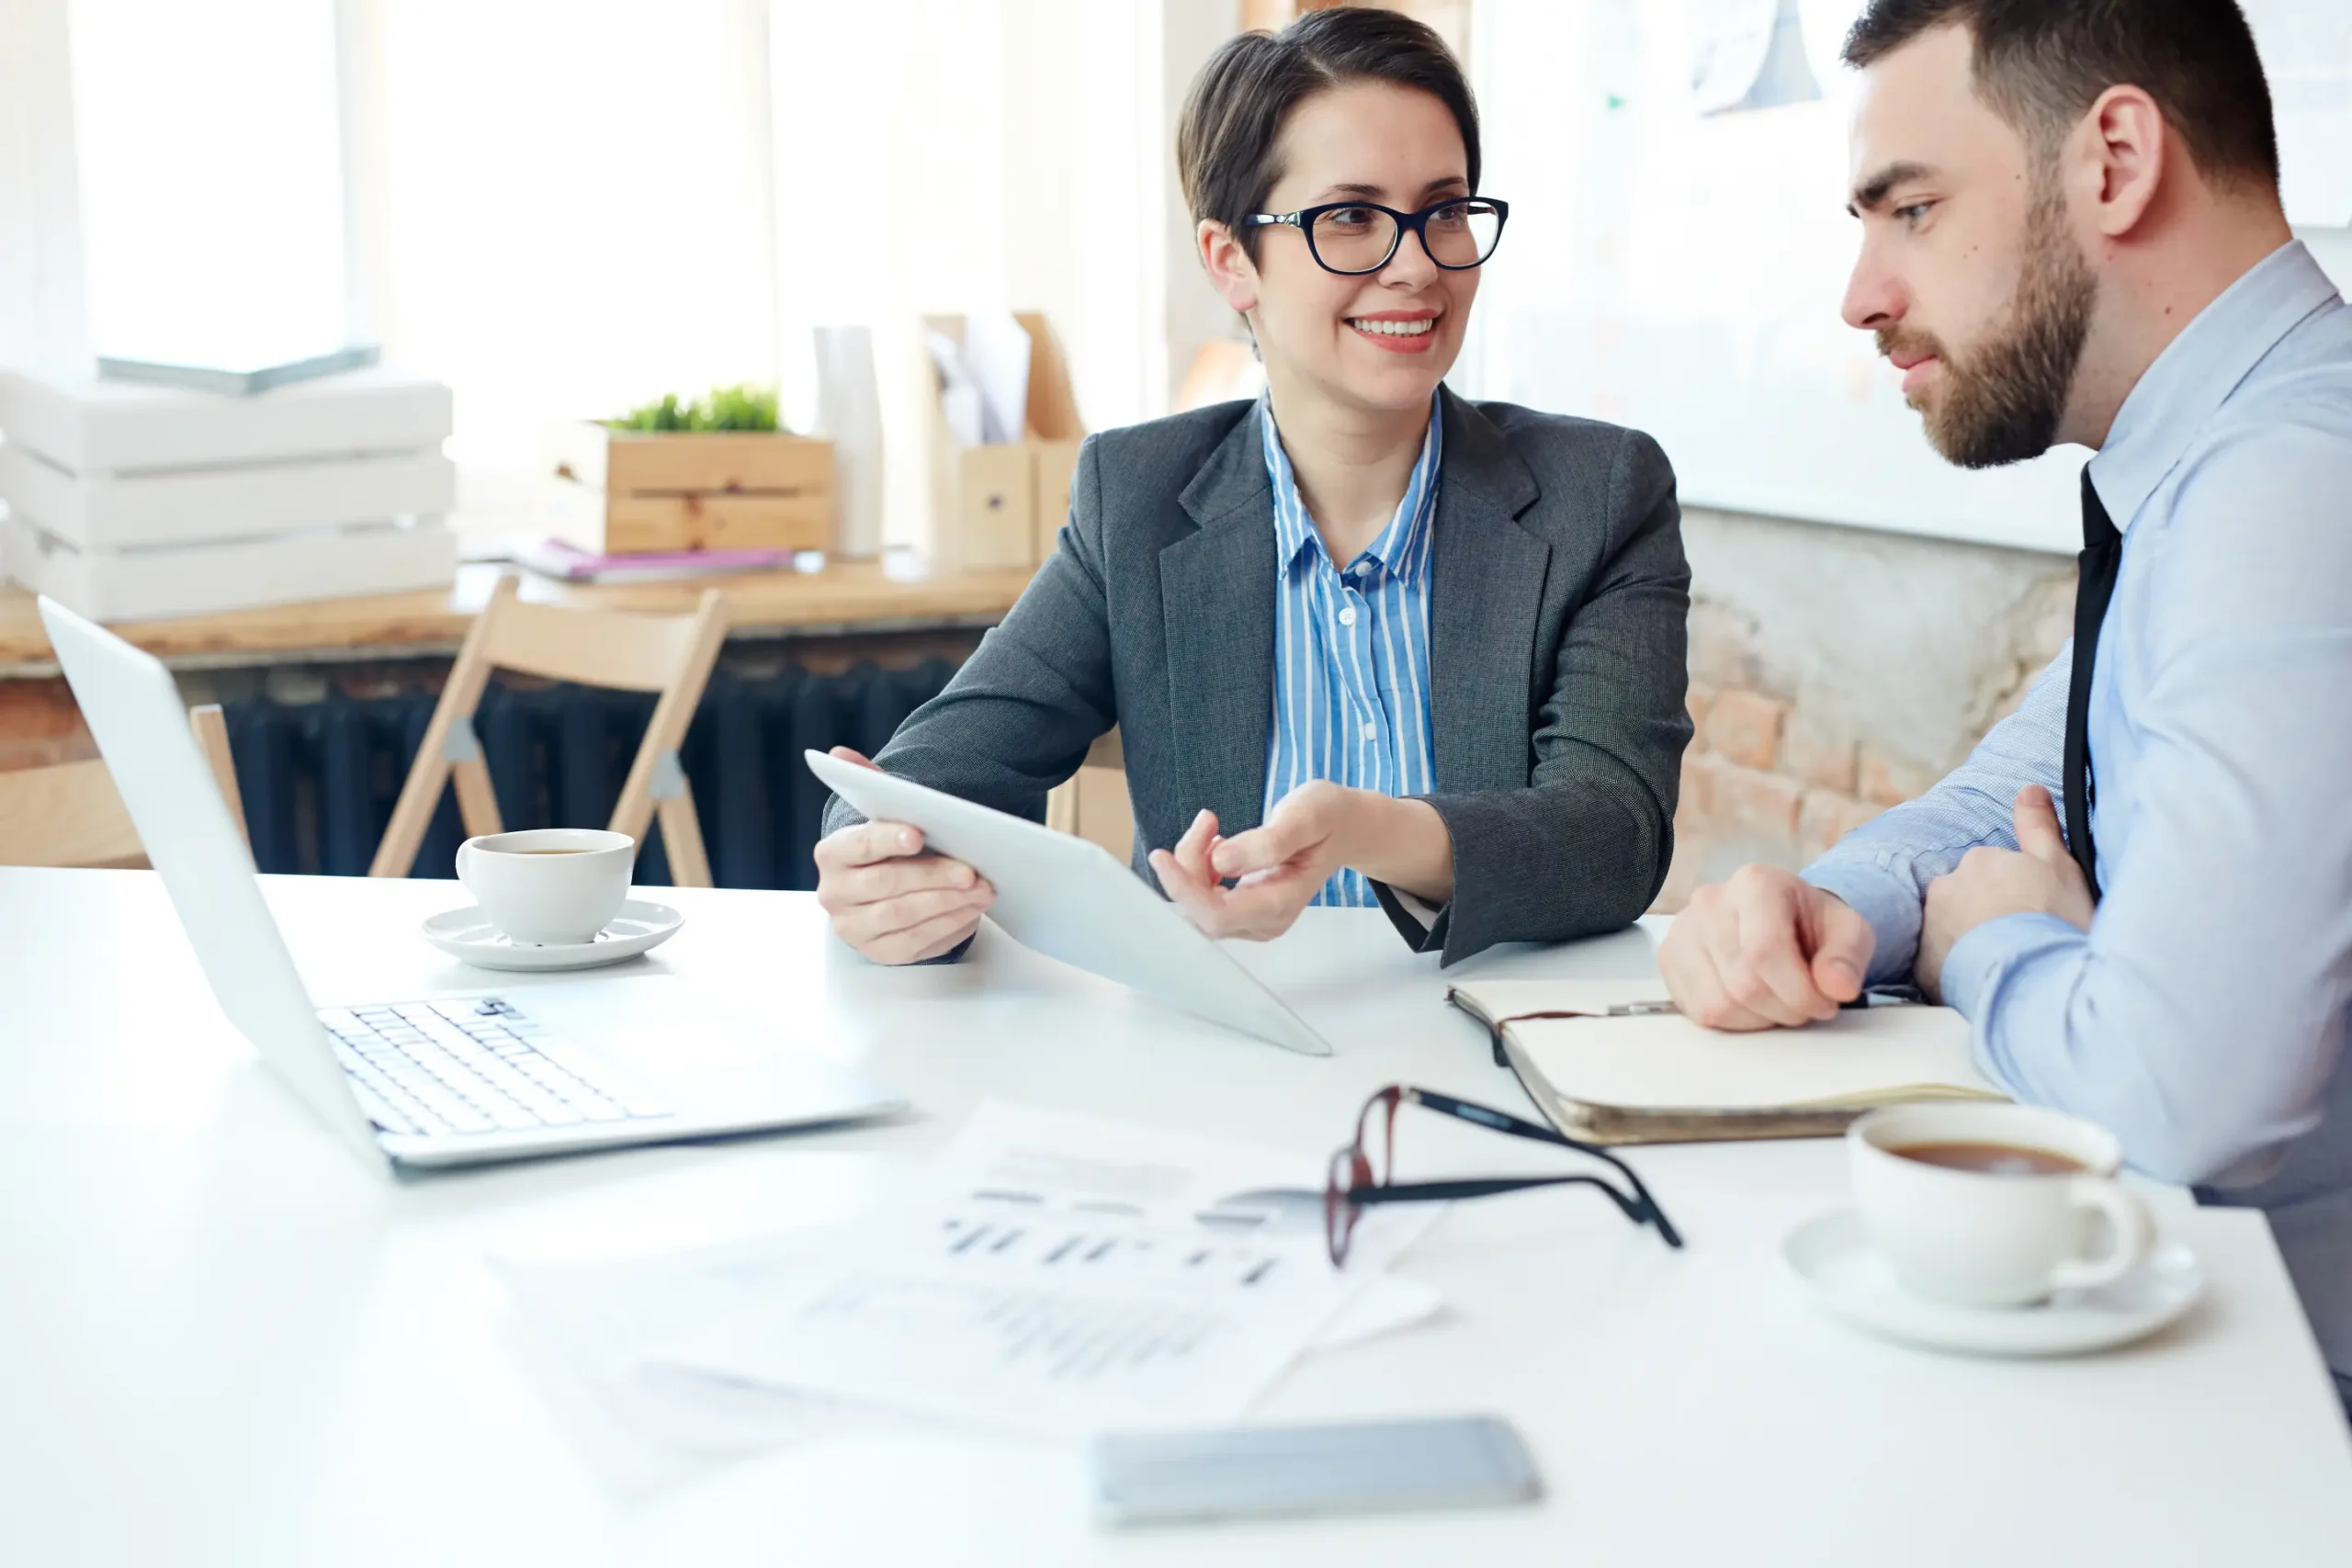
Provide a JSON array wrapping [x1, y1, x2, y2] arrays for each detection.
[[1781, 1206, 2204, 1358], [421, 899, 684, 973]]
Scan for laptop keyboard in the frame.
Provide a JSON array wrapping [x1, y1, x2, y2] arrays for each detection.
[[319, 996, 673, 1139]]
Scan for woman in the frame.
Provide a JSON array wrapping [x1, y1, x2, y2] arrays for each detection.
[[817, 6, 1690, 967]]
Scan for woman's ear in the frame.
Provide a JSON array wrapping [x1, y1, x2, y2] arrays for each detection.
[[1198, 219, 1261, 315]]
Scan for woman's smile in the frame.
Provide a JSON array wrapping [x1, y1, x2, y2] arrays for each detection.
[[1346, 308, 1441, 353]]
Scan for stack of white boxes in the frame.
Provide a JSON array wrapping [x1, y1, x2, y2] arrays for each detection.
[[0, 367, 459, 621]]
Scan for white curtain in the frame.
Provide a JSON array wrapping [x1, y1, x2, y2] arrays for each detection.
[[352, 0, 783, 530], [348, 0, 1171, 546], [0, 0, 93, 376], [6, 0, 1179, 546]]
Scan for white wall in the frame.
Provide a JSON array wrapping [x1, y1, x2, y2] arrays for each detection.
[[0, 0, 90, 375], [1161, 0, 1245, 408]]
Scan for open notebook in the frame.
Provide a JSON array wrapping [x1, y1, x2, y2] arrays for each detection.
[[1448, 979, 2004, 1145]]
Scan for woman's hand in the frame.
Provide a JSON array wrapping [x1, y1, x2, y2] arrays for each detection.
[[813, 747, 995, 964], [1149, 782, 1363, 942]]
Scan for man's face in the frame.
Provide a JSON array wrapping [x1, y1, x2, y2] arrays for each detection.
[[1841, 25, 2097, 468]]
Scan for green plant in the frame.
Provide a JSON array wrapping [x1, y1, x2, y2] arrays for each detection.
[[604, 383, 785, 434]]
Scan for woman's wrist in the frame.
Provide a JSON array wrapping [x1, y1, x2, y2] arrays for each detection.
[[1338, 789, 1454, 903]]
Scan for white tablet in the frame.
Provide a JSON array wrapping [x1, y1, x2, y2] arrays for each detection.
[[805, 750, 1332, 1056]]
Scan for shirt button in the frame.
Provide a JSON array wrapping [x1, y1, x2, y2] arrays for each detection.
[[1338, 606, 1358, 626], [1361, 720, 1377, 740]]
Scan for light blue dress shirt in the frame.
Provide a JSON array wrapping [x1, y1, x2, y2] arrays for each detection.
[[1805, 242, 2352, 1404], [1261, 392, 1442, 907]]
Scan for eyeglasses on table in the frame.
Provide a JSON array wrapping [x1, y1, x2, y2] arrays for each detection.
[[1324, 1082, 1683, 1268]]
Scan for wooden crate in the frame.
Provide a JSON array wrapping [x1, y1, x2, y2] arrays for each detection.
[[923, 312, 1085, 572], [541, 424, 834, 556]]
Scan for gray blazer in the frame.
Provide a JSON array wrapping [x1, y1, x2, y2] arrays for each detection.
[[823, 389, 1692, 964]]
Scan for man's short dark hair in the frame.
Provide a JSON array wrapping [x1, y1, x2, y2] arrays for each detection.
[[1842, 0, 2278, 191], [1177, 6, 1480, 260]]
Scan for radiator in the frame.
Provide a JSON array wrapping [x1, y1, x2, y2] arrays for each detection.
[[218, 658, 960, 888]]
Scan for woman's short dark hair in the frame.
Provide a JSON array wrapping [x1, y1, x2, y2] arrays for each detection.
[[1177, 6, 1480, 260], [1842, 0, 2278, 191]]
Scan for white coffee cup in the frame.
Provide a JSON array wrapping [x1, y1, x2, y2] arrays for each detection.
[[455, 828, 636, 946], [1849, 1101, 2154, 1309]]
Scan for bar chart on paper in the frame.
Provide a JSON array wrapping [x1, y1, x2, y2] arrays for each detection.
[[651, 1104, 1440, 1438], [799, 1211, 1314, 1387], [661, 1200, 1356, 1436]]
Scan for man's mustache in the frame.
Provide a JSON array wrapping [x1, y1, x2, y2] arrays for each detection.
[[1876, 325, 1951, 366]]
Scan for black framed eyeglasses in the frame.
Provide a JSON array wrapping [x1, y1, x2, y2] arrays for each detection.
[[1323, 1084, 1682, 1268], [1245, 197, 1510, 276]]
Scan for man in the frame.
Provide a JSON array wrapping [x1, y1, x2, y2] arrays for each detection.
[[1658, 0, 2352, 1415]]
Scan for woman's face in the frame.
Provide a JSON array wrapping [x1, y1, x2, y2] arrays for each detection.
[[1211, 80, 1479, 420]]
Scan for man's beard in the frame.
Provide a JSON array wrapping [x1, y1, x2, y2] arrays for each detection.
[[1880, 181, 2096, 468]]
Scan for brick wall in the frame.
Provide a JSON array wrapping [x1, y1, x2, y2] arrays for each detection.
[[1655, 508, 2077, 912], [0, 679, 96, 773]]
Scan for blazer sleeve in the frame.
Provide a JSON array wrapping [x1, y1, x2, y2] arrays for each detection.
[[820, 435, 1117, 838], [1378, 429, 1690, 964]]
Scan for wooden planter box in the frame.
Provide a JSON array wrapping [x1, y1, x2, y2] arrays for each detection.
[[540, 425, 834, 556]]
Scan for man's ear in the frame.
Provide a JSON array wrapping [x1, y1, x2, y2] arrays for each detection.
[[2077, 84, 2168, 241], [1198, 219, 1261, 316]]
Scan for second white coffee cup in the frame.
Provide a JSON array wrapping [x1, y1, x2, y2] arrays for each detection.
[[1849, 1101, 2154, 1309], [455, 828, 636, 946]]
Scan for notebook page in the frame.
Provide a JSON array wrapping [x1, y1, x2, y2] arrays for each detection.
[[1505, 1005, 1993, 1111], [1448, 979, 1995, 1111]]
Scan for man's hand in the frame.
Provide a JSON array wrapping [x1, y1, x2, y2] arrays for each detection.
[[813, 747, 994, 964], [1149, 782, 1361, 942], [1658, 863, 1877, 1031], [1917, 784, 2093, 998]]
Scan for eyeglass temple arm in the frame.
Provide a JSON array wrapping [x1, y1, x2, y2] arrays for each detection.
[[1351, 1174, 1684, 1249], [1403, 1087, 1681, 1241]]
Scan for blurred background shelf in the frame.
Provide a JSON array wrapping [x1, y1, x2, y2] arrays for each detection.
[[0, 558, 1035, 677]]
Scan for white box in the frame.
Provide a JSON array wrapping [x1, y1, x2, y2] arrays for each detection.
[[1, 513, 458, 623], [0, 366, 453, 474], [0, 440, 457, 551]]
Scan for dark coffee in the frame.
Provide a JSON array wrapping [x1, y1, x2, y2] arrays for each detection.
[[1893, 1140, 2086, 1176], [510, 848, 589, 855]]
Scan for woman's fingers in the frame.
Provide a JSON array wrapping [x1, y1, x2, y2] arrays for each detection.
[[872, 906, 988, 966], [833, 883, 994, 958], [832, 852, 979, 908], [1152, 845, 1232, 931], [1171, 809, 1221, 881], [815, 818, 925, 873], [1200, 872, 1314, 941]]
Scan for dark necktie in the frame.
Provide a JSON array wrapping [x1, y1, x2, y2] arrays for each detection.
[[2063, 469, 2121, 902]]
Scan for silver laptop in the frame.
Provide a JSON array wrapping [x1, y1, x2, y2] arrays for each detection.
[[42, 596, 905, 1173]]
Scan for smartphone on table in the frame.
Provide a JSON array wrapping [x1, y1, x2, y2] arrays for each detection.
[[1090, 1414, 1542, 1529]]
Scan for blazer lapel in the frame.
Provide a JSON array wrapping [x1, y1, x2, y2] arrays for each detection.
[[1429, 390, 1549, 792], [1161, 406, 1277, 834]]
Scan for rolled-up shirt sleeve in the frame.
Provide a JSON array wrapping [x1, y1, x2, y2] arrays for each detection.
[[1803, 654, 2071, 987]]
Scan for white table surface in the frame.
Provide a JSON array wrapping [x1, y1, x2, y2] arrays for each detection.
[[3, 866, 2347, 1567]]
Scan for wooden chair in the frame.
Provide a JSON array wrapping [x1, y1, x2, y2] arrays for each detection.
[[0, 703, 248, 868], [1045, 729, 1134, 862], [368, 576, 729, 886]]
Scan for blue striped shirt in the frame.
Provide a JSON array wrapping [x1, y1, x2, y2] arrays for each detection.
[[1260, 392, 1442, 907]]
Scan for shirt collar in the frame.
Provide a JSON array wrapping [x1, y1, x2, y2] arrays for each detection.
[[2087, 240, 2340, 531], [1260, 389, 1444, 582]]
